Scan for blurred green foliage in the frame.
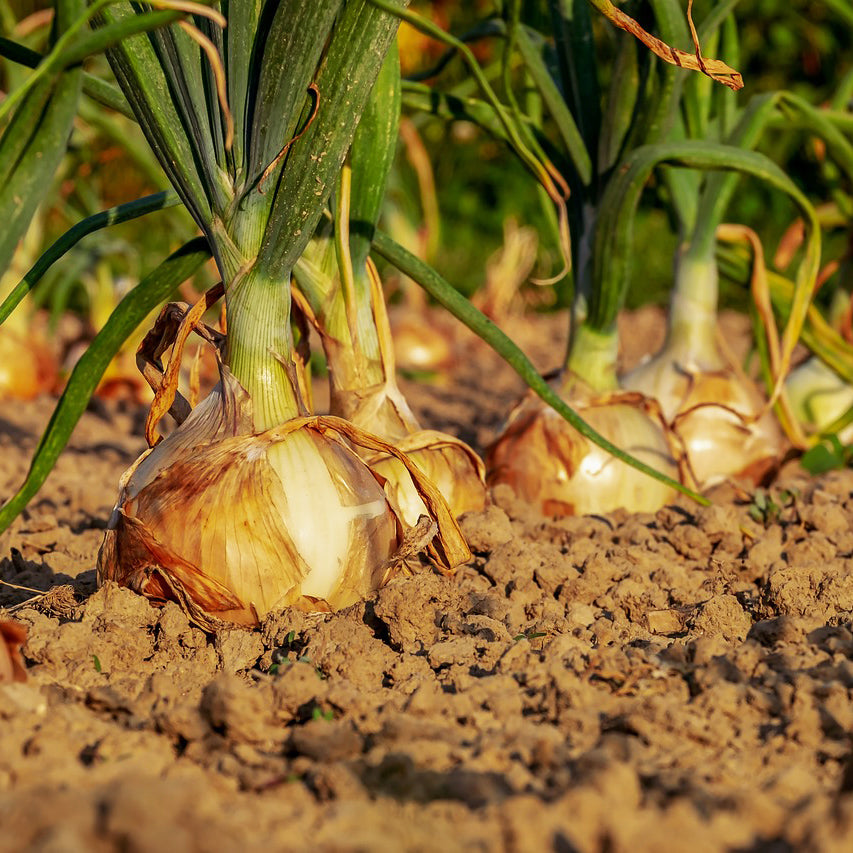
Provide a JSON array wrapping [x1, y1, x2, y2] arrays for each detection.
[[2, 0, 851, 331], [390, 0, 853, 315]]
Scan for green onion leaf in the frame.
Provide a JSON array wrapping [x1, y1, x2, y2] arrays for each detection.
[[0, 191, 182, 327], [0, 239, 211, 535]]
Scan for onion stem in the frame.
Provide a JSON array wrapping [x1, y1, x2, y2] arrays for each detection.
[[565, 323, 619, 393], [665, 245, 720, 364], [225, 264, 301, 430]]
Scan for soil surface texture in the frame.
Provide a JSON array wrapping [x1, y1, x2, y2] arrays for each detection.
[[2, 308, 853, 852]]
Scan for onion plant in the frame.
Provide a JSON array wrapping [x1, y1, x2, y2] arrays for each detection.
[[0, 0, 720, 547], [372, 0, 734, 515], [90, 1, 484, 627], [481, 0, 781, 512], [399, 0, 827, 509], [7, 0, 782, 622], [292, 49, 487, 526], [621, 30, 853, 487], [0, 1, 480, 628]]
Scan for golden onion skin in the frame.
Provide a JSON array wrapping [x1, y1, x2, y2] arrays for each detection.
[[389, 308, 455, 374], [486, 387, 679, 517], [334, 383, 489, 526], [624, 357, 783, 489], [369, 431, 488, 526], [0, 328, 56, 400], [98, 373, 401, 629]]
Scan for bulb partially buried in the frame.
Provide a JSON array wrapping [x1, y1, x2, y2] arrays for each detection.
[[98, 367, 470, 630], [624, 345, 783, 489], [487, 377, 680, 517], [294, 253, 488, 527]]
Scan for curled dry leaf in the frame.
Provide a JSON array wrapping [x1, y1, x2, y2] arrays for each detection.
[[0, 620, 28, 683], [588, 0, 743, 90]]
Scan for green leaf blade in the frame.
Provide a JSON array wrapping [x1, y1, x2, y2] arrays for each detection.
[[0, 239, 211, 534], [0, 191, 182, 327], [258, 0, 405, 279]]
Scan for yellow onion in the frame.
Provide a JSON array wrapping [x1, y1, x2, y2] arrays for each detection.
[[330, 373, 488, 527], [294, 246, 488, 524], [0, 215, 57, 400], [0, 621, 27, 684], [99, 367, 469, 630], [0, 226, 59, 400], [487, 376, 680, 517], [364, 427, 487, 527], [389, 304, 456, 374], [0, 325, 56, 400], [785, 357, 853, 444], [624, 351, 783, 488], [623, 262, 783, 489]]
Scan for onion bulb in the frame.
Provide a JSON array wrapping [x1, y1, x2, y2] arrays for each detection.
[[328, 355, 488, 527], [0, 326, 56, 400], [486, 375, 680, 517], [0, 215, 58, 400], [623, 262, 783, 488], [0, 621, 27, 683], [389, 305, 456, 374], [785, 357, 853, 443], [98, 366, 470, 630], [363, 425, 487, 527], [624, 348, 783, 488]]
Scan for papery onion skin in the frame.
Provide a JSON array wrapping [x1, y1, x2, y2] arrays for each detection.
[[98, 373, 401, 629], [623, 258, 783, 489], [369, 431, 488, 526], [624, 357, 783, 489], [486, 385, 679, 517], [389, 308, 455, 374], [337, 384, 489, 525]]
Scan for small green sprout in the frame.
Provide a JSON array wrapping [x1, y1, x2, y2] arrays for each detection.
[[748, 487, 798, 526], [513, 630, 547, 643], [311, 706, 334, 722]]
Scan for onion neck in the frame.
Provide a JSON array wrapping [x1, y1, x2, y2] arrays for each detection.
[[325, 267, 385, 396], [665, 245, 721, 366], [565, 322, 619, 394], [225, 263, 302, 430]]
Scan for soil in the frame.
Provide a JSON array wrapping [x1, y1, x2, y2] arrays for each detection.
[[3, 307, 853, 852]]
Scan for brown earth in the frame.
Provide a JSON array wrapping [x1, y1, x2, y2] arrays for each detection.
[[2, 308, 853, 852]]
